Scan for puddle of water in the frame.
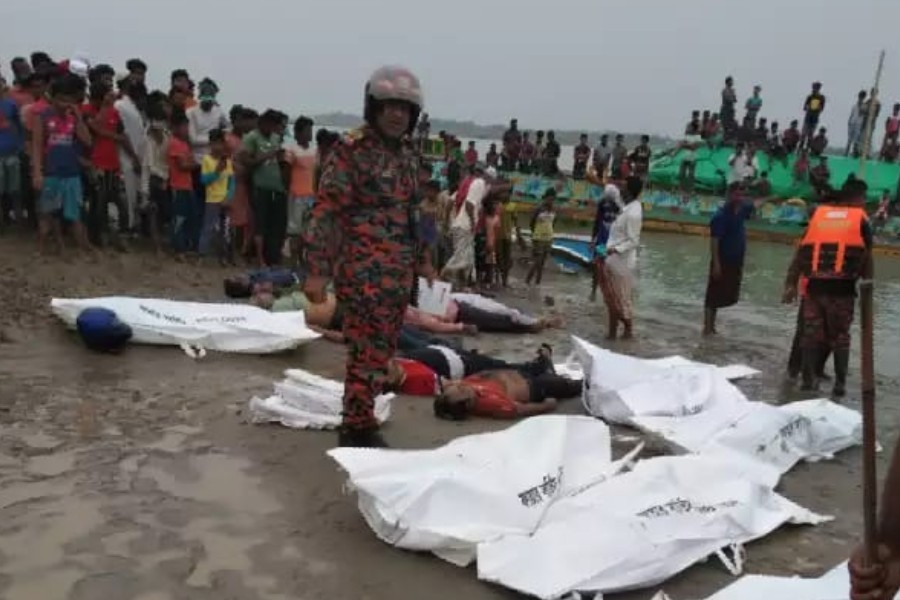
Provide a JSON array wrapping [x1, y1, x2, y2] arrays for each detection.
[[0, 478, 75, 509], [3, 567, 83, 600], [19, 431, 62, 451], [141, 453, 280, 516], [26, 450, 77, 477]]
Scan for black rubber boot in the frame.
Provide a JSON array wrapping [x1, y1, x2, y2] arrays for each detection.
[[832, 348, 850, 399], [800, 347, 819, 391], [338, 427, 389, 448]]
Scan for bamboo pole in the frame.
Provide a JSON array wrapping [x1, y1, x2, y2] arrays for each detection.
[[858, 51, 885, 179], [860, 50, 884, 565]]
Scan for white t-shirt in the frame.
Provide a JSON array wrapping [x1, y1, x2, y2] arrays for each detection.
[[451, 177, 487, 231], [186, 104, 229, 162], [728, 153, 759, 184]]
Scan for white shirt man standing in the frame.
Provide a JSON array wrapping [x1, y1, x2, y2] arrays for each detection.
[[441, 166, 488, 286], [115, 78, 147, 230]]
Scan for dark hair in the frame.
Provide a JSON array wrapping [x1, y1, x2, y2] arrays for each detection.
[[641, 135, 650, 143], [124, 80, 148, 100], [223, 276, 252, 298], [170, 68, 189, 82], [88, 64, 115, 84], [625, 176, 644, 199], [241, 107, 259, 121], [425, 180, 441, 192], [229, 104, 244, 124], [146, 93, 169, 121], [294, 116, 314, 132], [30, 51, 52, 69], [198, 77, 219, 94], [170, 109, 189, 128], [433, 395, 470, 421], [842, 177, 868, 199], [89, 80, 112, 103], [49, 73, 83, 98], [259, 109, 281, 126], [209, 128, 226, 144], [126, 58, 147, 73], [543, 188, 557, 199], [24, 71, 49, 86]]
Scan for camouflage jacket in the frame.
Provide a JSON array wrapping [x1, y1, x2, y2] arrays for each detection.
[[304, 126, 419, 278]]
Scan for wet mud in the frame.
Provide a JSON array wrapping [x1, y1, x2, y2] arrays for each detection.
[[0, 229, 898, 599]]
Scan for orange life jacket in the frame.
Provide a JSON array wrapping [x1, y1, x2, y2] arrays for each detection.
[[798, 205, 867, 280]]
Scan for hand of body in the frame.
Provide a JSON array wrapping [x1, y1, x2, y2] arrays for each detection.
[[850, 544, 900, 599], [303, 275, 329, 304]]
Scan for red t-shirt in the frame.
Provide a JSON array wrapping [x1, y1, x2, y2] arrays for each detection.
[[396, 359, 439, 396], [465, 376, 517, 419], [464, 148, 478, 166], [167, 137, 194, 191], [83, 104, 121, 171]]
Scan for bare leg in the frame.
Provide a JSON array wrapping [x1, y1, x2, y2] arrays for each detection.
[[37, 215, 50, 255], [621, 318, 633, 339], [605, 312, 618, 340], [702, 307, 717, 336]]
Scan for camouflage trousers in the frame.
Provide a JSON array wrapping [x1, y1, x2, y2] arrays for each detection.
[[801, 293, 855, 351], [336, 261, 414, 429]]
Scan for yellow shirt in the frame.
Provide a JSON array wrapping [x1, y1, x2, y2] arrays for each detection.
[[201, 155, 234, 203]]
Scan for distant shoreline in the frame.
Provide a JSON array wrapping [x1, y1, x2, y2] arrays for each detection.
[[313, 111, 676, 148]]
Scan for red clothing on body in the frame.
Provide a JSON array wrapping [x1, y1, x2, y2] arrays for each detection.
[[82, 104, 121, 171], [464, 376, 517, 419], [464, 148, 478, 166], [167, 137, 194, 191], [396, 359, 439, 396]]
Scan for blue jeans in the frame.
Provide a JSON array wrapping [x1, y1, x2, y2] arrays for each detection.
[[171, 190, 199, 253]]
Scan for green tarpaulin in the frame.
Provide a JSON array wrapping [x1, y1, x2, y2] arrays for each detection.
[[648, 147, 899, 202]]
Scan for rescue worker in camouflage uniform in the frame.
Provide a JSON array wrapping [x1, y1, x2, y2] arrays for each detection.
[[303, 66, 435, 447], [782, 177, 873, 398]]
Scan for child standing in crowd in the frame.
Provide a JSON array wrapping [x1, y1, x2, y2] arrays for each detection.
[[418, 180, 442, 270], [525, 188, 556, 287], [167, 112, 197, 257], [198, 129, 234, 264], [285, 116, 315, 265], [482, 197, 501, 289], [141, 107, 170, 255], [497, 189, 518, 288], [30, 74, 91, 254], [83, 81, 139, 248]]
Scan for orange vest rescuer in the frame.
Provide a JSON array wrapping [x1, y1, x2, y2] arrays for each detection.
[[798, 205, 867, 280]]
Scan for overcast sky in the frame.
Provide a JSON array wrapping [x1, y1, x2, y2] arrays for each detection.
[[1, 0, 896, 144]]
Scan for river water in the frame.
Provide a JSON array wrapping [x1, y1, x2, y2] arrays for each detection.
[[537, 230, 900, 402]]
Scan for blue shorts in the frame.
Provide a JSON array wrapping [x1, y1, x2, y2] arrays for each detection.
[[39, 176, 83, 222]]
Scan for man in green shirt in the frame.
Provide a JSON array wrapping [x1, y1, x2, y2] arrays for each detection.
[[240, 109, 287, 267]]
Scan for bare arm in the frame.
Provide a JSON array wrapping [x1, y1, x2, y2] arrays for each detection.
[[31, 113, 44, 183], [309, 325, 345, 344], [73, 110, 91, 148], [514, 398, 558, 418]]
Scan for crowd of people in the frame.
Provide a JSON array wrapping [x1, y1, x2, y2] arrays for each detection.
[[672, 77, 900, 200], [0, 51, 350, 266]]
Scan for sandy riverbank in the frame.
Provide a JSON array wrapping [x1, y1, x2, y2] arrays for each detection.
[[0, 229, 894, 599]]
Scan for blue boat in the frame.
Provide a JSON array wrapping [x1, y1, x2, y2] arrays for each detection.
[[520, 231, 594, 273]]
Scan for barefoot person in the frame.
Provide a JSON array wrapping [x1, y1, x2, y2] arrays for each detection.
[[31, 74, 91, 254], [601, 176, 643, 339], [302, 66, 432, 448], [433, 368, 582, 420], [703, 183, 758, 335], [386, 344, 556, 395]]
